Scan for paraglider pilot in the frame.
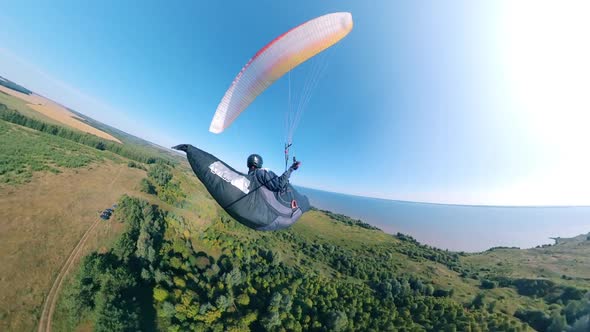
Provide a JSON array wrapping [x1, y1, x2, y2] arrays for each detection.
[[246, 154, 301, 193], [172, 144, 310, 230]]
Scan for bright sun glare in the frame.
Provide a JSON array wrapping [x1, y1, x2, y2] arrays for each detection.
[[493, 1, 590, 205]]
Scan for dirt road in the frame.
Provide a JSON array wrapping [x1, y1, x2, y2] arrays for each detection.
[[37, 168, 122, 332]]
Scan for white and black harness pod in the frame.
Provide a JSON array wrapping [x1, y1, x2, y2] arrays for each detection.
[[183, 145, 310, 231]]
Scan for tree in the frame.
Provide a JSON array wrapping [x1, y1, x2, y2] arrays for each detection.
[[569, 314, 590, 332], [95, 141, 106, 150], [480, 279, 497, 289], [154, 287, 169, 302], [471, 293, 485, 310], [547, 311, 567, 332], [140, 178, 156, 195], [236, 293, 250, 306], [113, 232, 137, 261], [261, 311, 281, 330], [93, 268, 140, 332], [327, 311, 348, 331], [148, 164, 173, 186]]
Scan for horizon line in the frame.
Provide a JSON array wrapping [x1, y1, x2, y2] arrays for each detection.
[[296, 185, 590, 209]]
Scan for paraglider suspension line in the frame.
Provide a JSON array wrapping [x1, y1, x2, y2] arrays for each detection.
[[284, 142, 292, 171]]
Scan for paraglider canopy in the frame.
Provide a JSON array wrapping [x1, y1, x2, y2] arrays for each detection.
[[209, 12, 354, 135]]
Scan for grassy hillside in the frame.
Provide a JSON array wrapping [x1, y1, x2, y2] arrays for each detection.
[[0, 108, 154, 330], [1, 88, 589, 331], [0, 90, 186, 331], [463, 235, 590, 289]]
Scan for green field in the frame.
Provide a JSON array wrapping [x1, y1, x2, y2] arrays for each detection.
[[0, 89, 59, 125], [0, 120, 101, 184]]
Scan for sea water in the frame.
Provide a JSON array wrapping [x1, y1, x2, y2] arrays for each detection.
[[297, 187, 590, 252]]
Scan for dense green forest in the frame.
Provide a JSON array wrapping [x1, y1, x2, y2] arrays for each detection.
[[59, 196, 517, 331], [58, 193, 590, 331]]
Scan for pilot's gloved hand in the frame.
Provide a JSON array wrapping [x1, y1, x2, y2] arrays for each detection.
[[290, 161, 301, 171]]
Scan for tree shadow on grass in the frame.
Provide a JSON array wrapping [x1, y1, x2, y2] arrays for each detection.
[[132, 282, 157, 332]]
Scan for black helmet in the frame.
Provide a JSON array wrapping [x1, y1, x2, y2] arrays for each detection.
[[247, 154, 263, 168]]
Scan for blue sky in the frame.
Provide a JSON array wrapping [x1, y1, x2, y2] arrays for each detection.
[[2, 1, 590, 205]]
